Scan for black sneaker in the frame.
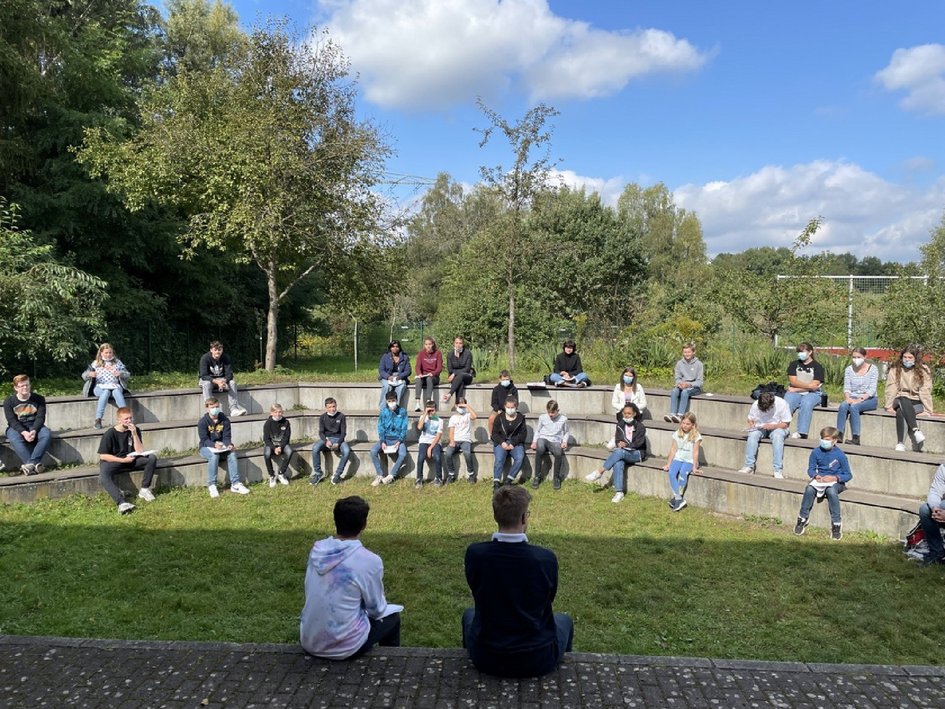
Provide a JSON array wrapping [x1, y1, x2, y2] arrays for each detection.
[[793, 517, 808, 535], [674, 498, 687, 512], [433, 479, 443, 487], [415, 479, 423, 489], [492, 480, 501, 491], [309, 474, 323, 486], [552, 478, 561, 490], [531, 477, 541, 489], [330, 475, 341, 485], [667, 497, 676, 509], [831, 523, 842, 541], [467, 474, 476, 484], [920, 553, 945, 567]]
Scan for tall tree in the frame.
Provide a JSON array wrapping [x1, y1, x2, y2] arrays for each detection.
[[475, 99, 560, 368], [79, 22, 391, 370]]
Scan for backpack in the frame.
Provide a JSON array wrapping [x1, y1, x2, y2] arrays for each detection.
[[903, 521, 945, 561], [750, 381, 786, 400]]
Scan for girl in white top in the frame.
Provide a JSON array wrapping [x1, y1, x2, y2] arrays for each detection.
[[608, 366, 647, 448], [662, 412, 702, 512], [82, 342, 130, 430], [444, 397, 478, 482]]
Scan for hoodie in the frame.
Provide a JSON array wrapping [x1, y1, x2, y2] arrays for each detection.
[[299, 537, 389, 659]]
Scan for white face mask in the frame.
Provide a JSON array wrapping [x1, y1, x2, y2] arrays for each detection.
[[505, 407, 517, 416], [622, 417, 633, 424], [272, 415, 283, 421], [820, 439, 834, 450], [387, 402, 397, 410], [456, 407, 467, 414], [209, 407, 222, 417], [851, 357, 864, 367]]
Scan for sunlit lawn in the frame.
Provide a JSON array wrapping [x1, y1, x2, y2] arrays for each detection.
[[1, 478, 941, 664]]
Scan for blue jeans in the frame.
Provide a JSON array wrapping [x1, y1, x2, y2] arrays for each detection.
[[668, 459, 693, 498], [548, 372, 589, 385], [444, 441, 474, 480], [783, 390, 821, 436], [371, 440, 407, 478], [919, 503, 945, 559], [311, 439, 351, 478], [799, 482, 846, 524], [199, 379, 239, 408], [379, 380, 406, 408], [836, 396, 877, 436], [669, 386, 702, 415], [417, 442, 442, 482], [462, 607, 573, 678], [605, 448, 642, 493], [93, 385, 126, 421], [743, 428, 788, 472], [493, 444, 525, 481], [5, 426, 51, 465], [200, 447, 240, 486]]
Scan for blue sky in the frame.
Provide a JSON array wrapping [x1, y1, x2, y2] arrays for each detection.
[[220, 0, 945, 262]]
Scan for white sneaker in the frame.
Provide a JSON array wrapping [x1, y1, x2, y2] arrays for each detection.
[[277, 474, 289, 485], [230, 482, 251, 495], [914, 430, 926, 444], [511, 470, 523, 484], [611, 492, 625, 503], [230, 406, 247, 417], [208, 485, 220, 498], [118, 502, 135, 514], [138, 487, 155, 502], [737, 466, 754, 474], [268, 476, 277, 488], [585, 470, 603, 483], [605, 438, 616, 451], [895, 443, 906, 452], [414, 401, 422, 412], [382, 474, 395, 485], [773, 471, 784, 479], [789, 432, 802, 439], [371, 476, 383, 487]]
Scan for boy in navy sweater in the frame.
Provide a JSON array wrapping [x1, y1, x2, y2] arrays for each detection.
[[794, 426, 852, 540]]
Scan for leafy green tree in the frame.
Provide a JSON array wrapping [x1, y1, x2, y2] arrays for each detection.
[[79, 22, 391, 370], [0, 199, 106, 370], [162, 0, 246, 73]]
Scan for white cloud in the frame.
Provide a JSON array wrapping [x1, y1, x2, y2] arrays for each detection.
[[875, 44, 945, 116], [550, 169, 625, 206], [318, 0, 708, 110], [673, 161, 945, 262]]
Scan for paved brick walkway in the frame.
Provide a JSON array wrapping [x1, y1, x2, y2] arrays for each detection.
[[2, 636, 944, 708]]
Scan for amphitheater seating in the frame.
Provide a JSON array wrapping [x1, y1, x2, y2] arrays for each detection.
[[1, 382, 938, 539]]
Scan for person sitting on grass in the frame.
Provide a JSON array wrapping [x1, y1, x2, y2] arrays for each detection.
[[198, 341, 247, 417], [530, 400, 569, 490], [584, 403, 647, 504], [793, 426, 852, 541], [917, 463, 945, 567], [311, 397, 351, 485], [370, 390, 408, 486], [444, 398, 478, 484], [664, 343, 703, 423], [662, 412, 702, 512], [300, 496, 402, 660], [487, 370, 518, 438], [98, 406, 158, 515], [463, 486, 573, 678], [3, 374, 51, 476], [491, 396, 527, 490], [548, 340, 589, 387], [738, 391, 792, 479], [198, 397, 250, 498], [263, 403, 293, 488], [415, 400, 444, 488]]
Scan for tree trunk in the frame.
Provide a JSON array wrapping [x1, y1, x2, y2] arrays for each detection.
[[265, 265, 279, 371]]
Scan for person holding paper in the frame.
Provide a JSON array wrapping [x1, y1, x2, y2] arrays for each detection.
[[378, 339, 411, 408], [97, 407, 158, 514], [300, 496, 402, 659], [370, 390, 408, 485], [198, 397, 250, 498], [793, 426, 852, 541]]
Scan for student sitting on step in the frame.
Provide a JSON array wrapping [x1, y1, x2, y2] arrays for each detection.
[[262, 403, 293, 487], [98, 406, 158, 514], [311, 397, 351, 485], [584, 403, 647, 504], [444, 398, 478, 483], [662, 412, 702, 512], [793, 427, 851, 541], [530, 399, 569, 490], [487, 370, 518, 438], [884, 344, 933, 453], [370, 391, 408, 486]]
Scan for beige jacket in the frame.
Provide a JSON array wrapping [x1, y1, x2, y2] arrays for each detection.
[[884, 365, 934, 412]]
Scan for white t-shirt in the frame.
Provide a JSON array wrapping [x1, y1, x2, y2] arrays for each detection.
[[672, 430, 702, 464], [748, 396, 792, 427], [419, 416, 443, 444], [448, 413, 473, 443]]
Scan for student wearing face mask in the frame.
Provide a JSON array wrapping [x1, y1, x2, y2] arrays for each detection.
[[608, 367, 647, 450], [263, 403, 293, 487], [312, 397, 351, 485], [885, 344, 934, 452], [784, 342, 825, 440], [487, 370, 518, 437], [836, 347, 878, 446], [198, 397, 250, 498], [793, 427, 852, 541], [584, 403, 647, 503], [491, 397, 527, 490], [444, 398, 478, 483], [370, 391, 408, 486]]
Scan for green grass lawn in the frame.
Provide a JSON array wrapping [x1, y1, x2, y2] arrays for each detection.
[[1, 478, 941, 664]]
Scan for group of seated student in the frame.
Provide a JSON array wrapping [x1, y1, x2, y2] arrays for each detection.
[[300, 488, 572, 677]]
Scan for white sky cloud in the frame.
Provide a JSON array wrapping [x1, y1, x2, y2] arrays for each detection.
[[875, 44, 945, 116], [318, 0, 708, 110], [673, 161, 945, 262]]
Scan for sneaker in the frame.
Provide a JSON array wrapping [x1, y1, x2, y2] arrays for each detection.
[[330, 475, 341, 485], [737, 466, 754, 474], [310, 473, 322, 485], [415, 479, 423, 489], [208, 484, 219, 498], [667, 497, 676, 509], [276, 474, 289, 485], [920, 553, 945, 567], [493, 480, 501, 491], [118, 502, 136, 515], [914, 429, 926, 445], [268, 476, 277, 488], [20, 463, 35, 476], [552, 479, 561, 490], [611, 492, 625, 503], [674, 498, 688, 512], [895, 443, 906, 452], [511, 470, 523, 484], [670, 414, 681, 424], [663, 414, 674, 423], [382, 474, 395, 485], [463, 475, 472, 484], [577, 381, 588, 388], [584, 470, 603, 483], [434, 479, 443, 487], [531, 477, 541, 489], [94, 418, 103, 429], [414, 401, 422, 412], [230, 406, 247, 417], [794, 517, 808, 535], [831, 523, 842, 541], [371, 476, 383, 487], [33, 463, 45, 474], [230, 482, 251, 495], [773, 470, 784, 479], [138, 487, 156, 502], [789, 432, 802, 439]]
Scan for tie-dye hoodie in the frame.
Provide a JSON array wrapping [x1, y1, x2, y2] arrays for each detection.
[[299, 537, 389, 659]]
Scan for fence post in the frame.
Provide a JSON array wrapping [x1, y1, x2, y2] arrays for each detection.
[[847, 275, 853, 351]]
